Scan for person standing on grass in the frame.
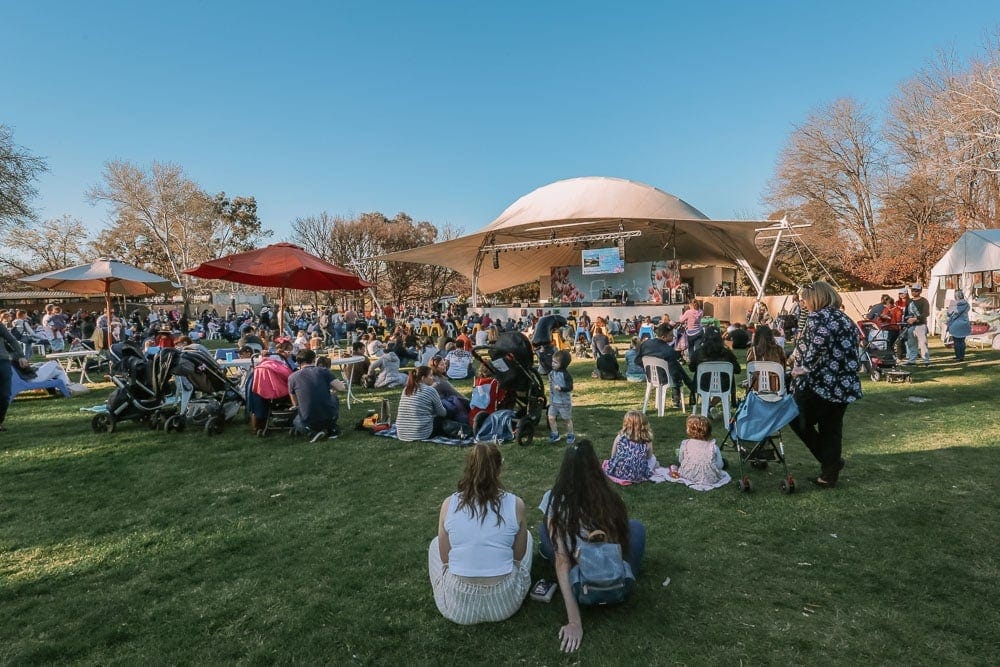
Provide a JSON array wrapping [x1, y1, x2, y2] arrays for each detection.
[[287, 349, 345, 442], [428, 443, 531, 625], [0, 321, 32, 432], [902, 284, 931, 366], [945, 289, 971, 362], [789, 281, 862, 489], [677, 298, 705, 358], [539, 439, 645, 653], [547, 350, 575, 444]]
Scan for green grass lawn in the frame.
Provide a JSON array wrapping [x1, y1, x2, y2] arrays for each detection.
[[2, 340, 999, 665]]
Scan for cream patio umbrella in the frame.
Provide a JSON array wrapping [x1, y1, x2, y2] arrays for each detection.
[[20, 258, 178, 340]]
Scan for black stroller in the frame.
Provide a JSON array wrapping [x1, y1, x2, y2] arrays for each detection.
[[92, 345, 243, 435], [531, 314, 567, 374], [91, 344, 190, 434], [856, 320, 908, 382], [472, 331, 548, 445], [164, 347, 246, 434]]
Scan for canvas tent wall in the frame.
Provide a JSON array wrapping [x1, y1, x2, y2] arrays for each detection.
[[929, 229, 1000, 333], [374, 177, 785, 304]]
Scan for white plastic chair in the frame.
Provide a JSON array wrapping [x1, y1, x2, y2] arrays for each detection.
[[641, 358, 684, 417], [691, 361, 734, 424], [745, 361, 786, 401]]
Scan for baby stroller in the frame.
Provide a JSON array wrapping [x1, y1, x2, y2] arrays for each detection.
[[91, 344, 192, 434], [531, 314, 567, 374], [472, 331, 548, 445], [856, 320, 904, 382], [162, 346, 245, 435], [719, 362, 799, 494]]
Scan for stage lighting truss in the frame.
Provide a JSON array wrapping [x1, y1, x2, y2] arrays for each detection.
[[479, 229, 642, 254]]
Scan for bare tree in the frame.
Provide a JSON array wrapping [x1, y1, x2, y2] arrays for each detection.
[[888, 38, 1000, 227], [89, 161, 269, 314], [0, 215, 90, 274], [0, 125, 47, 227], [766, 98, 886, 268], [290, 210, 467, 307]]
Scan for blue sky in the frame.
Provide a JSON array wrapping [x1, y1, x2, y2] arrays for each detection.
[[3, 1, 998, 240]]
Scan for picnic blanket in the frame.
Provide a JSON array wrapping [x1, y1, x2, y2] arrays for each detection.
[[374, 423, 475, 447], [601, 458, 674, 485]]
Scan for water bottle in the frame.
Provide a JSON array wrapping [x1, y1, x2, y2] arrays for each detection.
[[225, 351, 234, 362]]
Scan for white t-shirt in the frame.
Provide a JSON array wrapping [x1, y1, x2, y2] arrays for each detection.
[[445, 350, 472, 379]]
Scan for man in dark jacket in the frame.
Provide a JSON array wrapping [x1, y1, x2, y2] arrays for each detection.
[[0, 322, 32, 431], [635, 323, 693, 408]]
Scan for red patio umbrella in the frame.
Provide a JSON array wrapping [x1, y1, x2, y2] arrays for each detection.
[[183, 243, 371, 333]]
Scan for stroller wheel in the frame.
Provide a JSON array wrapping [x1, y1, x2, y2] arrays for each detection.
[[165, 415, 185, 433], [780, 476, 796, 494], [91, 412, 115, 434], [870, 368, 882, 382], [739, 476, 753, 493], [204, 416, 224, 436], [517, 419, 534, 446]]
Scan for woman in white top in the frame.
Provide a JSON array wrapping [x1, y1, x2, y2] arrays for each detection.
[[428, 443, 532, 624]]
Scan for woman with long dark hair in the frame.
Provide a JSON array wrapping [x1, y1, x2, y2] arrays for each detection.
[[396, 365, 447, 442], [428, 443, 531, 624], [540, 440, 646, 653], [746, 325, 786, 392], [789, 281, 862, 488]]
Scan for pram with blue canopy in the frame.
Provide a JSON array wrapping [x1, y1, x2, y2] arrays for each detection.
[[720, 387, 799, 494]]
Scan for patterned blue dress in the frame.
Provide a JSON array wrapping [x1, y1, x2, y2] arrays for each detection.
[[605, 434, 652, 482]]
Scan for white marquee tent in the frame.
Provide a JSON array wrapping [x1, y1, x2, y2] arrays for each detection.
[[929, 228, 1000, 333]]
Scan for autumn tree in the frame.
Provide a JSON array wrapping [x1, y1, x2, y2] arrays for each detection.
[[290, 210, 466, 307], [0, 124, 47, 228], [89, 161, 268, 314], [877, 173, 957, 285]]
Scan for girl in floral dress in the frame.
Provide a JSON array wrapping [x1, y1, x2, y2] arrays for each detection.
[[673, 414, 730, 491], [604, 411, 655, 483]]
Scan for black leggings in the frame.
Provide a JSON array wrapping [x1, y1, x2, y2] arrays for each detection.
[[789, 388, 848, 480]]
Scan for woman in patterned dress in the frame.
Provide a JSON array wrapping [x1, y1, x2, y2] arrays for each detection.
[[789, 281, 863, 489]]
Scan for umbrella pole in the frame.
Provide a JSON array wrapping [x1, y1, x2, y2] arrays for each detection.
[[105, 283, 113, 349], [279, 287, 285, 336]]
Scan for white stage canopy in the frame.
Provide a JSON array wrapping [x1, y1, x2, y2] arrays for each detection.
[[375, 177, 782, 298]]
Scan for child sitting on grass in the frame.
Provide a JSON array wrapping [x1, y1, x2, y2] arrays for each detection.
[[603, 410, 655, 483], [670, 414, 730, 491]]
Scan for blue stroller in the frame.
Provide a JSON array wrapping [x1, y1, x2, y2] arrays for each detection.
[[720, 363, 800, 493]]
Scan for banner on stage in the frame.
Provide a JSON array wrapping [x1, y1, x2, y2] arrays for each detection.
[[551, 260, 681, 304]]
